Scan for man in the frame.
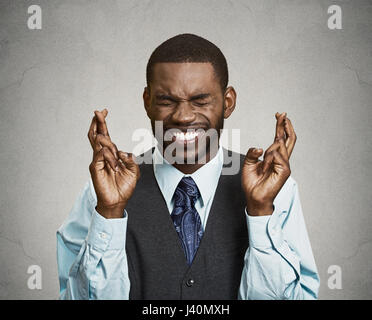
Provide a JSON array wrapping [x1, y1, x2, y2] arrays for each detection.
[[57, 34, 319, 299]]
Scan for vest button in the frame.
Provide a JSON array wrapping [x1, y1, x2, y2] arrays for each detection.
[[186, 278, 195, 287]]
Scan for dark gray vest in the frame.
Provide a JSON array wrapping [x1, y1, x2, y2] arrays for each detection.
[[125, 148, 248, 300]]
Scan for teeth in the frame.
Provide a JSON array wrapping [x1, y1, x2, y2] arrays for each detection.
[[173, 131, 198, 141]]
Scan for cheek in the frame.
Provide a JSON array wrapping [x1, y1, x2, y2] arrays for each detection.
[[202, 104, 224, 127]]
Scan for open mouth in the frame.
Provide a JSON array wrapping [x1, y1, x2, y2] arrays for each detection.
[[173, 131, 200, 144], [165, 129, 206, 145]]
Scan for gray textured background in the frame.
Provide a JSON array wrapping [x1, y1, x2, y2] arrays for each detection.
[[0, 0, 371, 299]]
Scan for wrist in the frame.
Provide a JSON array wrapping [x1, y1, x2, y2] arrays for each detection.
[[246, 200, 274, 216], [96, 203, 126, 219]]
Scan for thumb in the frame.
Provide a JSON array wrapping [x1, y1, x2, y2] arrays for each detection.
[[244, 147, 263, 165]]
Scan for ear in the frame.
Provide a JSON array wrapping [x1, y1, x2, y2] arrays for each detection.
[[223, 86, 236, 119], [143, 87, 151, 118]]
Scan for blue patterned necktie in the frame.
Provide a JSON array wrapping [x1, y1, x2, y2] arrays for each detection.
[[171, 177, 204, 265]]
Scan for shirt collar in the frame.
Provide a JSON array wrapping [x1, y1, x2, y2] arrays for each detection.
[[153, 144, 223, 208]]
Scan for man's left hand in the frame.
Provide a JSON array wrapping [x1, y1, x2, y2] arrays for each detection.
[[242, 112, 297, 216]]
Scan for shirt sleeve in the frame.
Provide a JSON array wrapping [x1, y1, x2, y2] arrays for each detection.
[[56, 180, 130, 300], [238, 176, 320, 300]]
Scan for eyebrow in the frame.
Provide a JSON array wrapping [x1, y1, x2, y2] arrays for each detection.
[[155, 94, 177, 102], [155, 93, 211, 101], [189, 93, 211, 101]]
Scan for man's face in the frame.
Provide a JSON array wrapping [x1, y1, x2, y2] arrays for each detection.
[[143, 62, 235, 164]]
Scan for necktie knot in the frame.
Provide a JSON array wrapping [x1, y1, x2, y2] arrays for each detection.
[[174, 177, 200, 208]]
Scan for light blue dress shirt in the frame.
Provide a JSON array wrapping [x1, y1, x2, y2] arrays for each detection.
[[57, 146, 319, 300]]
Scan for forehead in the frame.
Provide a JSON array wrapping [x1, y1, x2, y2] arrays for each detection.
[[150, 62, 220, 96]]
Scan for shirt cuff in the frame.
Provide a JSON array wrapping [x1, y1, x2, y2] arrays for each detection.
[[245, 208, 272, 248], [86, 209, 128, 252]]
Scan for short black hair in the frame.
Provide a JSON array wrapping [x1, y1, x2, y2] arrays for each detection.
[[146, 33, 228, 92]]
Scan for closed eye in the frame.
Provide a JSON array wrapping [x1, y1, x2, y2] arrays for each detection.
[[192, 101, 208, 107], [155, 95, 177, 106], [190, 94, 211, 106], [154, 93, 211, 106], [157, 102, 174, 106]]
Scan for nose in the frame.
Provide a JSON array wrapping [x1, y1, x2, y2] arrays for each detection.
[[171, 101, 196, 125]]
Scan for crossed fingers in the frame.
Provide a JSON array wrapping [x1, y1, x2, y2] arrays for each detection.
[[88, 109, 109, 147], [274, 112, 297, 159], [246, 112, 296, 175], [261, 112, 296, 173], [88, 108, 119, 171]]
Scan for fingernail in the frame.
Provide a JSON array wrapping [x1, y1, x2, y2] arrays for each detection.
[[115, 165, 119, 172]]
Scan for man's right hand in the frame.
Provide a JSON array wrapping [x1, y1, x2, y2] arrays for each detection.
[[88, 109, 140, 219]]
